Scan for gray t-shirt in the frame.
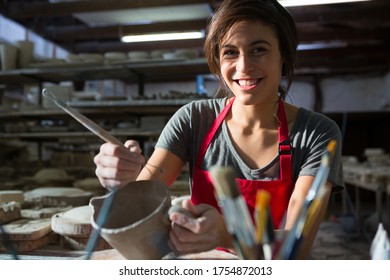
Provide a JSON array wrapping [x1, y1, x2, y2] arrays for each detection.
[[155, 98, 344, 192]]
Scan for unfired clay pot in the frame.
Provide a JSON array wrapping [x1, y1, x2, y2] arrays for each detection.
[[89, 180, 171, 259]]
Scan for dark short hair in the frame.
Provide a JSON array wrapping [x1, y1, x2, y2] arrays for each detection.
[[204, 0, 298, 99]]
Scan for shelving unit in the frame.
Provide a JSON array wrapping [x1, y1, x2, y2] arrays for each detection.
[[0, 58, 210, 170], [0, 58, 210, 85]]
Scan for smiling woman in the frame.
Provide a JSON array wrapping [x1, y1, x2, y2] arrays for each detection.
[[93, 0, 345, 259], [204, 0, 298, 100], [219, 20, 283, 106]]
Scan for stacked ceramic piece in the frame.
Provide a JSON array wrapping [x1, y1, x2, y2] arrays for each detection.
[[51, 205, 111, 251], [21, 168, 75, 190], [364, 148, 390, 167], [0, 190, 55, 253], [104, 52, 127, 63]]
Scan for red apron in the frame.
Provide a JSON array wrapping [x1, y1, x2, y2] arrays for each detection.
[[191, 98, 293, 229]]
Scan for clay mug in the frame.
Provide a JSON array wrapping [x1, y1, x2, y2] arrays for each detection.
[[89, 180, 172, 259]]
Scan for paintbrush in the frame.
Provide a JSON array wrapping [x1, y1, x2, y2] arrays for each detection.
[[294, 186, 327, 259], [210, 165, 257, 260], [277, 139, 337, 259], [304, 139, 337, 208], [255, 190, 270, 244], [255, 190, 275, 260]]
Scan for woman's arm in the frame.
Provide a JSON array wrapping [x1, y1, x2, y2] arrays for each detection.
[[137, 147, 186, 186]]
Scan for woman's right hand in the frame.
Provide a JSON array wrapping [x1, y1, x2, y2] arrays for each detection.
[[93, 140, 145, 190]]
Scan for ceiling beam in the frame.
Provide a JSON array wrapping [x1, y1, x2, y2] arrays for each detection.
[[297, 25, 389, 43], [5, 0, 214, 18], [287, 0, 390, 23]]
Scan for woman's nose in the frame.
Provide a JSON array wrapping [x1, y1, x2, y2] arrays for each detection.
[[236, 54, 254, 73]]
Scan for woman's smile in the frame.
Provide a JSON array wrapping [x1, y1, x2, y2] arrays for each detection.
[[234, 78, 262, 90]]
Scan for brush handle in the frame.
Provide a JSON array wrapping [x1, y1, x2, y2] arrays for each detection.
[[42, 89, 123, 146]]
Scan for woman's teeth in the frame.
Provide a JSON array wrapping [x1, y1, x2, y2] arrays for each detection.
[[237, 79, 258, 87]]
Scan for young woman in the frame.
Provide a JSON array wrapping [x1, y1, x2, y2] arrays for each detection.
[[94, 0, 344, 258]]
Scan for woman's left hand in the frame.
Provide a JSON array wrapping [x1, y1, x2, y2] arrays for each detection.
[[168, 199, 233, 255]]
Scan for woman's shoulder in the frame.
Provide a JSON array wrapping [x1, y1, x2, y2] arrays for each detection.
[[284, 102, 332, 123], [293, 106, 341, 136], [297, 107, 336, 124]]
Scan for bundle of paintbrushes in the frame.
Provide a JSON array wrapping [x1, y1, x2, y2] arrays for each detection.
[[210, 166, 258, 260], [209, 139, 337, 259], [276, 139, 337, 259]]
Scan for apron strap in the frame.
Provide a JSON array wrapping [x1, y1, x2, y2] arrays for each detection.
[[277, 99, 292, 180], [196, 98, 234, 166]]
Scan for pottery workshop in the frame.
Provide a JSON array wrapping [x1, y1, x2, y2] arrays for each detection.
[[0, 0, 390, 261]]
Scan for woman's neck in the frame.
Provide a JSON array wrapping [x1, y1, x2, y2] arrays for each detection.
[[227, 98, 280, 130]]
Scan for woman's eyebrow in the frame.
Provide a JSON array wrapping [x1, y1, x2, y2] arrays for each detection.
[[221, 40, 272, 49]]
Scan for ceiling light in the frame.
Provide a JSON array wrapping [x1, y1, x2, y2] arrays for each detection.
[[279, 0, 371, 7], [121, 31, 205, 43], [298, 41, 348, 50]]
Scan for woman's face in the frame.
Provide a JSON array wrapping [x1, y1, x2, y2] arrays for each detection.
[[219, 20, 283, 105]]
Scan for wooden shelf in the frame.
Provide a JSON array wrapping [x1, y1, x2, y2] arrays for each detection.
[[0, 99, 199, 122], [0, 58, 210, 85], [0, 130, 160, 141]]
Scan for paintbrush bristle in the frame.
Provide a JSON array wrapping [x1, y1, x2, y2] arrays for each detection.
[[209, 165, 240, 198]]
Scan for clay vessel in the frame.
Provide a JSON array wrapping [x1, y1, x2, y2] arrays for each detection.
[[89, 180, 171, 259]]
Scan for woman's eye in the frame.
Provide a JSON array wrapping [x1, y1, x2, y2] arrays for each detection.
[[223, 49, 237, 56], [253, 47, 267, 54]]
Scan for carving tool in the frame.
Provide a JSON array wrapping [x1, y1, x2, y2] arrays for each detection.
[[41, 89, 168, 259], [42, 88, 123, 146], [210, 165, 257, 260], [42, 88, 164, 176], [41, 88, 120, 259]]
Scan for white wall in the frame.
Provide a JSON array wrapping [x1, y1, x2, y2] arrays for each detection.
[[321, 72, 390, 112], [286, 80, 316, 110]]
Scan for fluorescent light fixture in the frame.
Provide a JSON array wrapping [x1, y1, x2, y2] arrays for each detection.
[[279, 0, 371, 7], [121, 31, 204, 43], [297, 41, 348, 50]]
